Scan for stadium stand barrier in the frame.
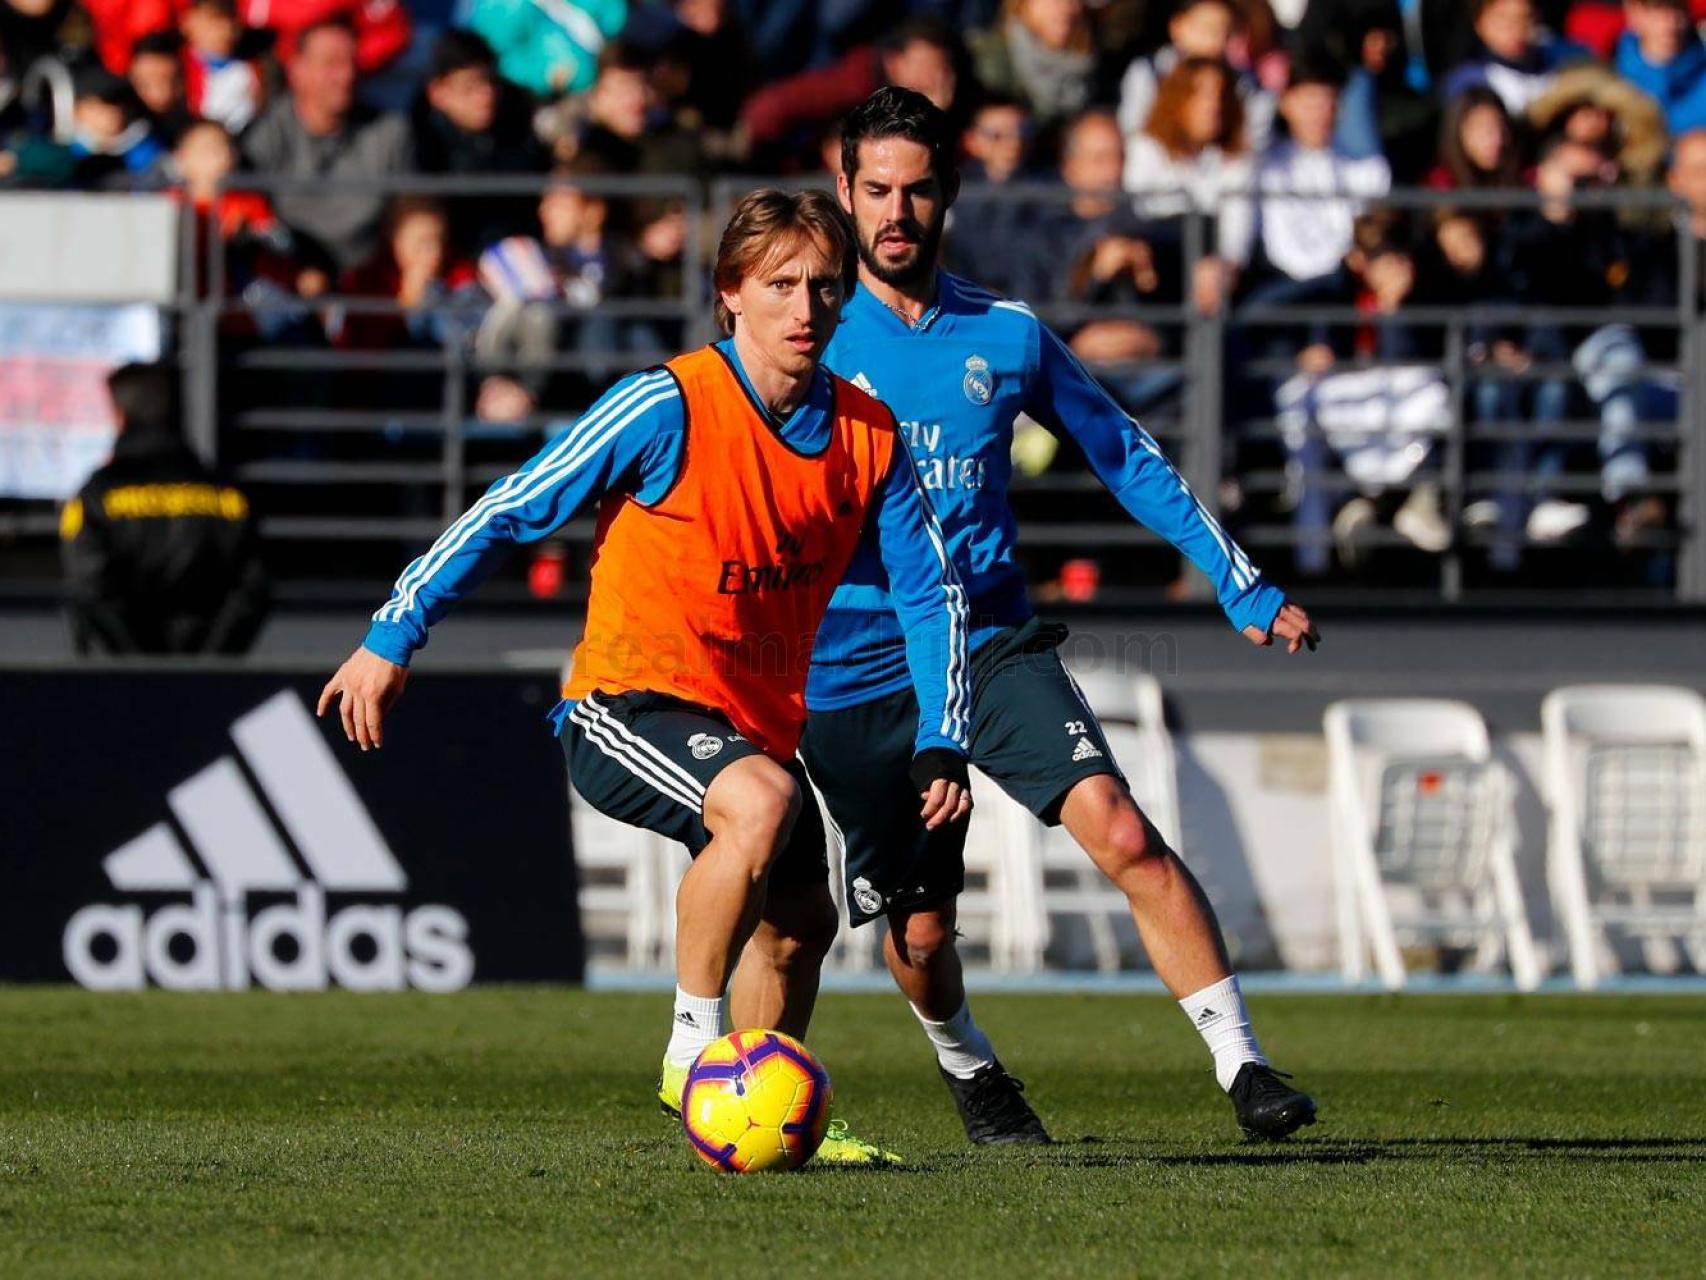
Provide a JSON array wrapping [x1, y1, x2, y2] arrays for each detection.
[[4, 179, 1705, 602]]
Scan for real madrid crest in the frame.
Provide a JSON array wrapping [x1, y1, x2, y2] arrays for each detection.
[[962, 355, 994, 406], [851, 876, 885, 916], [688, 732, 723, 760]]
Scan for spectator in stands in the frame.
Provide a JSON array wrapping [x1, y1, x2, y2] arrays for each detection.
[[1325, 3, 1438, 182], [1662, 127, 1706, 292], [241, 16, 413, 275], [412, 29, 544, 252], [127, 31, 194, 142], [1038, 109, 1173, 401], [570, 39, 708, 177], [1287, 214, 1452, 568], [1440, 0, 1586, 117], [945, 95, 1037, 294], [1414, 203, 1531, 564], [168, 117, 288, 289], [541, 38, 701, 300], [740, 15, 962, 170], [333, 196, 482, 349], [1219, 57, 1391, 355], [627, 0, 752, 133], [1614, 0, 1706, 137], [1527, 63, 1668, 188], [721, 0, 901, 84], [180, 0, 263, 134], [167, 118, 328, 353], [0, 0, 83, 77], [1499, 133, 1652, 546], [1125, 56, 1250, 215], [467, 0, 626, 98], [475, 157, 661, 417], [1426, 85, 1526, 188], [331, 195, 484, 415], [83, 0, 183, 76], [1117, 0, 1276, 152], [240, 0, 412, 76], [60, 362, 269, 656], [1125, 57, 1252, 316], [64, 65, 167, 188], [962, 93, 1032, 184], [967, 0, 1096, 134]]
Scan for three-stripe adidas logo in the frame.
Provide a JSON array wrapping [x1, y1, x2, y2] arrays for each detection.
[[1071, 736, 1103, 763], [62, 691, 474, 992]]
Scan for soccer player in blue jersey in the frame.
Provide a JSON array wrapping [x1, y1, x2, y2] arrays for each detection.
[[798, 88, 1321, 1144]]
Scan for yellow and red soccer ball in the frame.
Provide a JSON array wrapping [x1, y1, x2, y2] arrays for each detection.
[[681, 1029, 832, 1173]]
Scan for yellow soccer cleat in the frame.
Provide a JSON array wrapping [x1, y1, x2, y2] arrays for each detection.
[[812, 1118, 903, 1167], [657, 1057, 688, 1117]]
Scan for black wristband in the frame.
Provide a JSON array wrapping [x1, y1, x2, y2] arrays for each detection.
[[909, 748, 969, 794]]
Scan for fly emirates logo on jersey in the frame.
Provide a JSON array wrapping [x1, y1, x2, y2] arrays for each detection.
[[904, 420, 987, 493], [717, 531, 829, 595]]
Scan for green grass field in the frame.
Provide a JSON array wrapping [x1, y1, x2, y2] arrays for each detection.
[[1, 989, 1702, 1278]]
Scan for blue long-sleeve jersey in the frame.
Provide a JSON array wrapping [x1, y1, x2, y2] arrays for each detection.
[[363, 340, 970, 755], [808, 271, 1285, 710]]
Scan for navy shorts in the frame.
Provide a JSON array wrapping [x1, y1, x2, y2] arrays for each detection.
[[561, 689, 827, 891], [800, 619, 1125, 925]]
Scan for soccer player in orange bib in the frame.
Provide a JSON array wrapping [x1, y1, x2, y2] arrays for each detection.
[[319, 190, 972, 1165]]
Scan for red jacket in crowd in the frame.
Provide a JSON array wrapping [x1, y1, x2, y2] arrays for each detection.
[[87, 0, 411, 76], [87, 0, 188, 74], [241, 0, 412, 72]]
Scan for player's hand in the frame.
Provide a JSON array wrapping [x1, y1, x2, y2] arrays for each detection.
[[919, 777, 972, 830], [910, 749, 973, 830], [1243, 602, 1319, 654], [317, 646, 408, 751]]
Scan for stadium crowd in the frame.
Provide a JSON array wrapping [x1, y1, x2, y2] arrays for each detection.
[[4, 0, 1700, 584]]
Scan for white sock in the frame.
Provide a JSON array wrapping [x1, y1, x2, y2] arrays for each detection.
[[1179, 975, 1267, 1092], [664, 987, 724, 1069], [911, 999, 997, 1080]]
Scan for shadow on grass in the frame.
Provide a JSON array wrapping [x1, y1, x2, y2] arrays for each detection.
[[778, 1135, 1706, 1176], [1146, 1135, 1706, 1168]]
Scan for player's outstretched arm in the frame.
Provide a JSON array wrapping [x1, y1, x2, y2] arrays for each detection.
[[868, 434, 973, 830], [363, 370, 680, 668], [1027, 324, 1293, 641], [1243, 601, 1320, 654], [317, 646, 408, 751]]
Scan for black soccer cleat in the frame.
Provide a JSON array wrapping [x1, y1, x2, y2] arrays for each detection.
[[940, 1061, 1052, 1145], [1229, 1063, 1317, 1140]]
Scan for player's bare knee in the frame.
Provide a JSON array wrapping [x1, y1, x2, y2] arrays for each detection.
[[1092, 806, 1170, 887], [897, 910, 954, 970], [705, 762, 802, 867]]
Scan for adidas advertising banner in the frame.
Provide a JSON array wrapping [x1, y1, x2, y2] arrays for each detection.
[[2, 672, 582, 989]]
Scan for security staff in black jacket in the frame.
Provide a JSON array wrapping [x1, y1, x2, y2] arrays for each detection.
[[59, 363, 268, 655]]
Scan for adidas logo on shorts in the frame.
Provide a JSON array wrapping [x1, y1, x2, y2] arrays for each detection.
[[1071, 736, 1103, 763]]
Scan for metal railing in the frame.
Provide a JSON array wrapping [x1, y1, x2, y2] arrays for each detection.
[[4, 175, 1701, 602]]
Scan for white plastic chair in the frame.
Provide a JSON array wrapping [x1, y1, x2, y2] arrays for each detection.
[[1542, 684, 1706, 988], [1325, 699, 1540, 990]]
